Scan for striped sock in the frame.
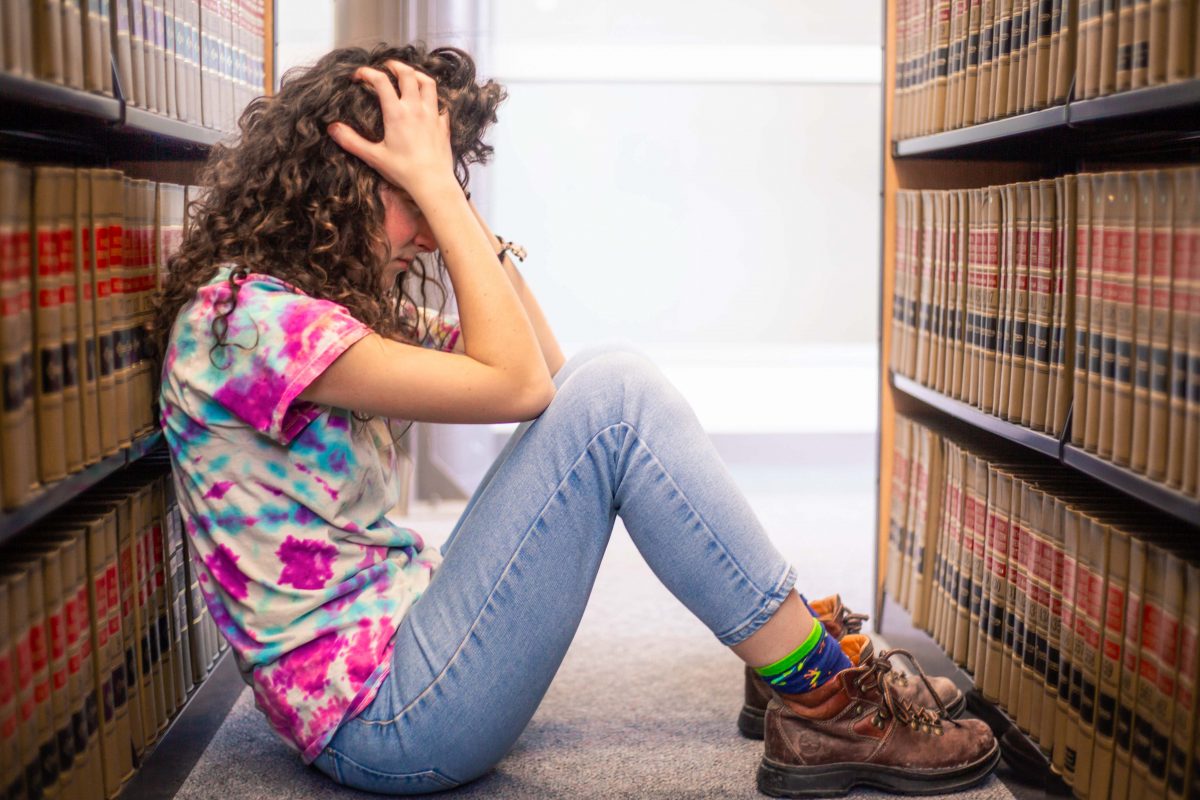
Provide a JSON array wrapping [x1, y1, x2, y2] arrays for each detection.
[[753, 619, 853, 694]]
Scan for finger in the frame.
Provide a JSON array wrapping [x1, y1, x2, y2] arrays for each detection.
[[327, 122, 379, 164], [382, 59, 421, 106], [413, 70, 439, 113], [353, 66, 402, 118]]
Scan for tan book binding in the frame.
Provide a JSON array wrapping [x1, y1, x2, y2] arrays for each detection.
[[1099, 0, 1120, 95], [1109, 533, 1147, 799], [1053, 0, 1078, 102], [0, 163, 37, 507], [1165, 0, 1194, 81], [33, 166, 67, 483], [965, 452, 990, 675], [1130, 172, 1156, 473], [126, 0, 146, 107], [1165, 560, 1199, 800], [1080, 0, 1101, 97], [73, 170, 100, 466], [1065, 511, 1110, 793], [1131, 0, 1152, 86], [1009, 0, 1029, 114], [1038, 492, 1068, 751], [992, 0, 1015, 117], [1116, 0, 1137, 90], [111, 0, 134, 103], [32, 0, 66, 84], [1026, 181, 1055, 427], [1045, 178, 1064, 431], [1088, 522, 1131, 798], [1144, 170, 1174, 481], [82, 0, 107, 93], [1001, 477, 1029, 714], [1109, 172, 1138, 465], [1182, 167, 1200, 495], [1084, 173, 1112, 452], [62, 0, 84, 89], [1031, 0, 1053, 107], [967, 189, 983, 404], [0, 578, 18, 800], [981, 187, 1003, 410], [951, 191, 970, 397], [1073, 175, 1095, 447], [1165, 168, 1194, 487], [1009, 182, 1033, 421], [166, 0, 182, 120], [7, 567, 43, 800], [8, 544, 70, 799], [57, 167, 84, 475], [1147, 0, 1169, 83], [996, 185, 1015, 417], [976, 0, 997, 122], [88, 170, 118, 457], [21, 551, 63, 798]]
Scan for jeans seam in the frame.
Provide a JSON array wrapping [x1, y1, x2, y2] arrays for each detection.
[[716, 563, 797, 646], [354, 422, 630, 727]]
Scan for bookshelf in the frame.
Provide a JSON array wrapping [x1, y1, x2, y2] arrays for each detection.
[[0, 5, 275, 797], [876, 1, 1200, 795]]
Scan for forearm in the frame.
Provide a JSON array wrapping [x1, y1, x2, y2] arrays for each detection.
[[467, 200, 565, 377], [415, 181, 548, 382]]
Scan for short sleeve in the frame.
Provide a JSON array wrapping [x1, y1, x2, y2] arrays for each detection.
[[186, 275, 371, 444]]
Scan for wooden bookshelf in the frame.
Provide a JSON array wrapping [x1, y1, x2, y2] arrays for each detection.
[[0, 9, 275, 797], [876, 1, 1200, 793]]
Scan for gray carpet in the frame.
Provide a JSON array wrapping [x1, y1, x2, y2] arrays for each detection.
[[173, 452, 1018, 799]]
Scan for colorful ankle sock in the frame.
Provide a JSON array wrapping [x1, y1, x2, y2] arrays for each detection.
[[754, 619, 853, 694]]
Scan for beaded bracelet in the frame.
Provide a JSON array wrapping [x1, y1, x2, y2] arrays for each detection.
[[496, 235, 527, 263]]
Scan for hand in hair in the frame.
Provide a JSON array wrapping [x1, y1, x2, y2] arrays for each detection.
[[328, 60, 455, 201]]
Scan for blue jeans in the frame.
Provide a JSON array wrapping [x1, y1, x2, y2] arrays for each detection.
[[311, 344, 797, 794]]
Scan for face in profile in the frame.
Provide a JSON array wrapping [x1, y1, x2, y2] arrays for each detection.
[[379, 187, 437, 291]]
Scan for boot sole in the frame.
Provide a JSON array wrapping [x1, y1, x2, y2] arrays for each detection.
[[756, 740, 1001, 798], [738, 692, 968, 741]]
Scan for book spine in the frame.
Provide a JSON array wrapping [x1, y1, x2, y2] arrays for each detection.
[[1085, 174, 1111, 451], [1033, 0, 1055, 105], [1165, 561, 1199, 800], [1131, 172, 1157, 473], [33, 166, 67, 483], [75, 171, 101, 466], [1067, 514, 1110, 794], [1181, 167, 1200, 496], [1132, 0, 1152, 85], [1109, 172, 1138, 465], [1038, 495, 1068, 752], [1089, 525, 1131, 798], [1165, 168, 1195, 487], [1113, 535, 1146, 798], [0, 163, 37, 508], [1029, 180, 1056, 429], [1117, 0, 1138, 89], [59, 168, 84, 475], [1165, 0, 1194, 81]]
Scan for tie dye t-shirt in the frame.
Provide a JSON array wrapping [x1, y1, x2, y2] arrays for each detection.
[[159, 265, 457, 762]]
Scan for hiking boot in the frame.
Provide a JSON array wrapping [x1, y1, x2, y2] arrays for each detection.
[[738, 596, 964, 739], [758, 646, 1000, 798]]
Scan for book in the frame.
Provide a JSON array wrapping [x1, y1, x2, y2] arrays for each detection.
[[1099, 0, 1120, 96], [1088, 521, 1131, 798], [1166, 169, 1195, 487], [32, 166, 67, 484], [1117, 0, 1137, 89], [992, 0, 1016, 118], [1084, 173, 1111, 452], [1111, 533, 1147, 799], [1053, 0, 1078, 103], [1108, 172, 1138, 465], [1165, 0, 1194, 81], [1165, 559, 1199, 800], [1141, 169, 1176, 480], [1132, 0, 1152, 86], [73, 170, 101, 467], [58, 166, 84, 475], [0, 162, 37, 508], [111, 0, 134, 103], [89, 169, 119, 458], [1181, 167, 1200, 496], [1131, 171, 1157, 473], [1028, 180, 1056, 431], [1148, 0, 1170, 82]]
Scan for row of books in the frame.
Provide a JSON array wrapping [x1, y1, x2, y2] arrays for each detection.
[[893, 0, 1200, 140], [1, 0, 267, 132], [887, 412, 1199, 800], [890, 167, 1200, 497], [1, 452, 224, 800], [0, 162, 190, 511]]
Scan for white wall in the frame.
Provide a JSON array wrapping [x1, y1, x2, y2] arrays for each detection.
[[275, 0, 334, 85], [483, 0, 883, 348]]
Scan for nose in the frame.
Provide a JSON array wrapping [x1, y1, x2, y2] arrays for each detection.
[[413, 217, 437, 253]]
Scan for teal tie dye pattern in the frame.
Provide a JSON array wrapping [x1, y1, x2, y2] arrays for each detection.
[[159, 266, 457, 762]]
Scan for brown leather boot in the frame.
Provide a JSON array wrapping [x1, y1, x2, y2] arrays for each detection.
[[738, 597, 964, 739], [758, 647, 999, 797]]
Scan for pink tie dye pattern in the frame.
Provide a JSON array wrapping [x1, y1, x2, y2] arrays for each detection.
[[160, 267, 449, 764]]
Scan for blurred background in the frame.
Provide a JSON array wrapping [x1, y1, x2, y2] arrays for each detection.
[[278, 0, 883, 619]]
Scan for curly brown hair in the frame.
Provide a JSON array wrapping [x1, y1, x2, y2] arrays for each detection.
[[151, 42, 506, 379]]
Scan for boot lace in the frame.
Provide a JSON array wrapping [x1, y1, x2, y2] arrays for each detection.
[[853, 647, 956, 735]]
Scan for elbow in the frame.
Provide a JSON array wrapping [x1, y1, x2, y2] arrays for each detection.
[[514, 377, 556, 421]]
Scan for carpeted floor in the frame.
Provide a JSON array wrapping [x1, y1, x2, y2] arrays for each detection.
[[173, 452, 1019, 800]]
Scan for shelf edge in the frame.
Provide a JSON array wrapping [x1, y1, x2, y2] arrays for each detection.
[[890, 372, 1063, 458]]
